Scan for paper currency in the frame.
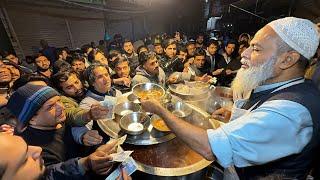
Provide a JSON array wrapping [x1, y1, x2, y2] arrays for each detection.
[[107, 135, 127, 146], [121, 157, 138, 175], [100, 96, 117, 120], [105, 157, 138, 180], [105, 167, 121, 180], [107, 135, 127, 154], [117, 145, 124, 153], [116, 134, 127, 146], [110, 151, 133, 162], [106, 135, 127, 153]]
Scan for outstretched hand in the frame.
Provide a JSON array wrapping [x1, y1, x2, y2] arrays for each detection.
[[79, 140, 118, 175], [89, 104, 109, 120], [140, 98, 165, 115]]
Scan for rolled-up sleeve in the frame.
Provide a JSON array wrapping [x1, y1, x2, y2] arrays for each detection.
[[207, 128, 233, 167], [207, 100, 312, 168]]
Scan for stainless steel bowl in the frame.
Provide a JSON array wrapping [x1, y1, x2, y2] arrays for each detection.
[[184, 81, 210, 89], [132, 83, 165, 99], [207, 86, 233, 113], [151, 114, 171, 132], [166, 101, 192, 118], [211, 86, 233, 99], [114, 102, 141, 116], [119, 112, 150, 135]]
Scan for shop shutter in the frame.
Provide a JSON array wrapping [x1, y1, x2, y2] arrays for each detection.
[[6, 8, 71, 56], [68, 18, 105, 48], [108, 20, 133, 40]]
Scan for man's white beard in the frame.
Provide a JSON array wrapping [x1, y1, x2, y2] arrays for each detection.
[[231, 56, 277, 100]]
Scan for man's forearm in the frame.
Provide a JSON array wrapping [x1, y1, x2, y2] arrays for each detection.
[[65, 107, 91, 126], [159, 108, 215, 161]]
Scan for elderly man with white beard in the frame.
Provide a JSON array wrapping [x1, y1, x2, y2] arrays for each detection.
[[141, 17, 320, 179]]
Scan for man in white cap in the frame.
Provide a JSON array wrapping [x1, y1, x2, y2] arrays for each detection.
[[141, 17, 320, 179]]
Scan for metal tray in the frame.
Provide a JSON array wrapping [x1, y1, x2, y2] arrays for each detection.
[[97, 92, 176, 145], [98, 116, 176, 145], [123, 103, 215, 177], [99, 92, 218, 176]]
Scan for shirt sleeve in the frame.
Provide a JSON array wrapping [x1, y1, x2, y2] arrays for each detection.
[[207, 100, 313, 168], [72, 126, 89, 145], [45, 158, 86, 180]]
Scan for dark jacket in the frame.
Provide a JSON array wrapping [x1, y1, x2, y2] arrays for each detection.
[[45, 158, 88, 180], [215, 55, 241, 86], [111, 74, 132, 93]]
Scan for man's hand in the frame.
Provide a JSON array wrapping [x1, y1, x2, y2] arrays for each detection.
[[79, 140, 117, 175], [113, 77, 131, 87], [0, 124, 14, 135], [225, 69, 234, 75], [195, 74, 213, 83], [116, 168, 132, 180], [0, 95, 8, 107], [167, 73, 180, 84], [212, 68, 224, 76], [140, 99, 165, 115], [89, 104, 109, 120], [211, 107, 231, 123], [122, 77, 131, 87], [82, 130, 103, 146]]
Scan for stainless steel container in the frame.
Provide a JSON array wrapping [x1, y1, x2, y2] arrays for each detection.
[[168, 82, 211, 112], [119, 112, 150, 135], [168, 82, 210, 101], [208, 86, 233, 113], [114, 102, 141, 116], [132, 82, 166, 99]]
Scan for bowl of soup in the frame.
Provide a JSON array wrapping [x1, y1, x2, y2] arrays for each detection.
[[132, 83, 165, 100], [151, 114, 170, 132]]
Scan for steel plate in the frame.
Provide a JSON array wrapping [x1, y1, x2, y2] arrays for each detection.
[[97, 92, 176, 145]]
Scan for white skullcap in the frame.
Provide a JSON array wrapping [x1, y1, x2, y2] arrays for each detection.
[[267, 17, 320, 59]]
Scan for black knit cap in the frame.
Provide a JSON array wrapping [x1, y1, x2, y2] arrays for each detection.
[[7, 84, 60, 128]]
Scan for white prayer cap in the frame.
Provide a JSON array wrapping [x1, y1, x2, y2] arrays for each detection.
[[267, 17, 320, 59]]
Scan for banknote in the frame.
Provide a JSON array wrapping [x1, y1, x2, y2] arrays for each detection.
[[107, 135, 127, 153], [121, 157, 138, 176], [110, 151, 133, 162], [100, 96, 117, 120], [105, 157, 138, 180], [116, 134, 127, 146]]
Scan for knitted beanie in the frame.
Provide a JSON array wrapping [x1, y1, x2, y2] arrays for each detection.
[[7, 84, 60, 127], [268, 17, 320, 59]]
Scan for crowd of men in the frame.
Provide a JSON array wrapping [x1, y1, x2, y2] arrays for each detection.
[[0, 28, 248, 179], [0, 16, 320, 180]]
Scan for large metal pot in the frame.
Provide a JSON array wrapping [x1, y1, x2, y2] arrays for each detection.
[[168, 82, 211, 112], [211, 86, 233, 99], [207, 86, 233, 113], [168, 81, 210, 101]]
